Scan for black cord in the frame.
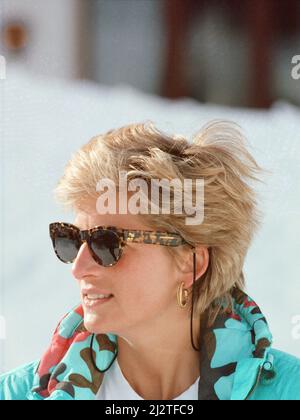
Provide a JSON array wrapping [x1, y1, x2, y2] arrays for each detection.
[[90, 333, 118, 374], [190, 249, 200, 352]]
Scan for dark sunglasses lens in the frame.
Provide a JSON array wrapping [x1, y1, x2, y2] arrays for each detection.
[[90, 230, 122, 267], [52, 226, 81, 263]]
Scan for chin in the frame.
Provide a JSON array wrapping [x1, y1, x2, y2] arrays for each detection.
[[83, 312, 111, 335]]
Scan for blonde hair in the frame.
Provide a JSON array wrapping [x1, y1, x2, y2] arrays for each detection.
[[54, 120, 265, 324]]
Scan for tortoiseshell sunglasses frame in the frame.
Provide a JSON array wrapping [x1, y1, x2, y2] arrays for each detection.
[[49, 222, 190, 267]]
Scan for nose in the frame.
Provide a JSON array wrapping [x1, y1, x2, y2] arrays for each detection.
[[72, 241, 100, 281]]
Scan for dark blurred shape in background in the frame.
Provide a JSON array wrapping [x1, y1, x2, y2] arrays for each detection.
[[163, 0, 300, 108], [3, 21, 29, 52], [0, 0, 299, 108]]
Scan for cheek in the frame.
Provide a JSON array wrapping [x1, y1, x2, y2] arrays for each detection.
[[115, 248, 175, 307]]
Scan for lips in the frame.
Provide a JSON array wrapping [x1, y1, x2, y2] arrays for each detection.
[[83, 294, 113, 308], [86, 293, 113, 299], [81, 289, 114, 308], [81, 288, 113, 298]]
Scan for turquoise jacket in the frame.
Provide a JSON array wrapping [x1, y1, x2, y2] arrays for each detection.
[[1, 289, 300, 400]]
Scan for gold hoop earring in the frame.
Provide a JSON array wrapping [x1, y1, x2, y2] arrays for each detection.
[[177, 281, 189, 308]]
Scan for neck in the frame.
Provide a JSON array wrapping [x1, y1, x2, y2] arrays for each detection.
[[116, 312, 201, 400]]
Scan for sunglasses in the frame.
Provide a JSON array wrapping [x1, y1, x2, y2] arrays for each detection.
[[49, 222, 190, 267]]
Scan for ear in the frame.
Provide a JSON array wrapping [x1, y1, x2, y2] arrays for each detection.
[[178, 246, 210, 290]]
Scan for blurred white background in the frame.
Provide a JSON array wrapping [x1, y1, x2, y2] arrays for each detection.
[[0, 0, 299, 373]]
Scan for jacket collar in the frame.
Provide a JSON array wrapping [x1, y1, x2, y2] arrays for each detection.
[[29, 289, 274, 400], [198, 288, 273, 400]]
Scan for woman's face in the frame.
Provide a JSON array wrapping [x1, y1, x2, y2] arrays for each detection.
[[72, 199, 183, 337]]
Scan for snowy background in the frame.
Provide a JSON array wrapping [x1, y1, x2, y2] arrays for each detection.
[[0, 66, 299, 373]]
